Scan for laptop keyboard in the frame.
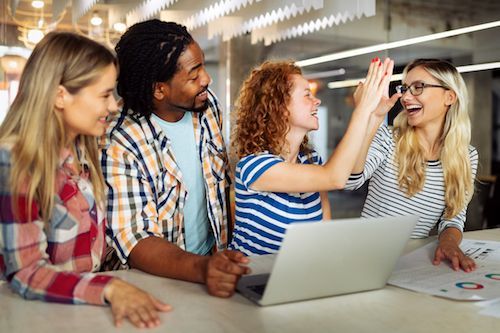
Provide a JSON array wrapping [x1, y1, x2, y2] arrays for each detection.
[[248, 284, 267, 296]]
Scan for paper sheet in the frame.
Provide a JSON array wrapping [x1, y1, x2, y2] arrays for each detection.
[[388, 239, 500, 300]]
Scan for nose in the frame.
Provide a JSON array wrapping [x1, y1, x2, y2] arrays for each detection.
[[401, 89, 414, 103], [109, 94, 119, 114], [314, 96, 321, 106], [200, 67, 211, 88]]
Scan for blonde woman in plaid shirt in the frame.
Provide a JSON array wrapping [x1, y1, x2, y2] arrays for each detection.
[[101, 20, 249, 298], [0, 32, 171, 328]]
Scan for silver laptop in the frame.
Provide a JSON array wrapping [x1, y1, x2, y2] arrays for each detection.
[[236, 215, 418, 306]]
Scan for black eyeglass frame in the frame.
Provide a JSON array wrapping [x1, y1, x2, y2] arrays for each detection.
[[395, 82, 448, 96]]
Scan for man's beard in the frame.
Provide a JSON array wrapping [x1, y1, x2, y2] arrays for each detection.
[[171, 99, 209, 113]]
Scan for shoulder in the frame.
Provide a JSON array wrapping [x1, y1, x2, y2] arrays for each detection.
[[0, 142, 14, 165], [104, 111, 153, 150], [206, 88, 222, 117], [378, 124, 394, 140], [237, 152, 283, 169], [468, 145, 479, 170], [468, 145, 478, 159]]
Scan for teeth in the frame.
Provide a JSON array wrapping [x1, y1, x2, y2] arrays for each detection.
[[406, 105, 422, 110]]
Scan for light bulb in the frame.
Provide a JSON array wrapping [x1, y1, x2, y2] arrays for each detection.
[[31, 1, 44, 9], [113, 22, 127, 33], [27, 29, 44, 44], [90, 13, 103, 26]]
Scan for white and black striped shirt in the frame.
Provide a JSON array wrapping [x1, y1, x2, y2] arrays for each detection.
[[345, 125, 478, 238]]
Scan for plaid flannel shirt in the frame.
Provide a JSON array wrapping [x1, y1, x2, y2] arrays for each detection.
[[0, 144, 113, 305], [101, 89, 230, 265]]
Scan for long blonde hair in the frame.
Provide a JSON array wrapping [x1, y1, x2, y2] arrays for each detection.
[[0, 32, 117, 222], [393, 59, 473, 219]]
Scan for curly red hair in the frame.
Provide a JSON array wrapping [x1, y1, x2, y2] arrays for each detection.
[[233, 60, 312, 159]]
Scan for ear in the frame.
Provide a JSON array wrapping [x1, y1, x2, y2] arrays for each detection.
[[54, 85, 69, 110], [153, 82, 169, 101], [444, 89, 457, 106]]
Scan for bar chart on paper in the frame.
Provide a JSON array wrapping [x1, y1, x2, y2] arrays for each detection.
[[388, 240, 500, 300]]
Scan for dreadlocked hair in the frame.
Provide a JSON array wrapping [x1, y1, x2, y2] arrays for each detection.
[[115, 19, 193, 117]]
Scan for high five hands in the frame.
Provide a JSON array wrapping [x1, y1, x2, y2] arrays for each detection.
[[354, 57, 401, 119]]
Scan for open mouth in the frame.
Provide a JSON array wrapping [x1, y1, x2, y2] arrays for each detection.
[[196, 90, 208, 99], [406, 105, 422, 115], [311, 110, 318, 117]]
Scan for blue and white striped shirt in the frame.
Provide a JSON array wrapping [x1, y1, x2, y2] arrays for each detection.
[[230, 151, 323, 255]]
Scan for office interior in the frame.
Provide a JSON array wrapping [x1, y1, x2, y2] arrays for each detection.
[[1, 0, 499, 231]]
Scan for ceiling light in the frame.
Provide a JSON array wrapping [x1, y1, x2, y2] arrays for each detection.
[[327, 62, 500, 89], [303, 68, 346, 80], [90, 12, 103, 26], [31, 1, 44, 9], [113, 22, 127, 33], [27, 29, 44, 44], [298, 20, 500, 67]]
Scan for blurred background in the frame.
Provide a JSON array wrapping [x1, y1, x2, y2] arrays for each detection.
[[1, 0, 499, 229]]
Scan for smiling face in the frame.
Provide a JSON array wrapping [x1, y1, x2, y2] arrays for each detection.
[[155, 42, 211, 121], [287, 74, 321, 135], [57, 64, 118, 142], [400, 66, 456, 129]]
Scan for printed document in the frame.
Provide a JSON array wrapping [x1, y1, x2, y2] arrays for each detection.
[[388, 239, 500, 300]]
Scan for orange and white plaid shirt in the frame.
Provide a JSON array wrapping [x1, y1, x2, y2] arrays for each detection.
[[100, 89, 230, 264]]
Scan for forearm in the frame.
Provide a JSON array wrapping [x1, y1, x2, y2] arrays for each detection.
[[438, 227, 463, 246], [128, 236, 209, 283], [323, 109, 371, 187], [352, 115, 384, 174]]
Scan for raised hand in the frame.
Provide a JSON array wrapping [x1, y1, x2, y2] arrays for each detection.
[[354, 58, 400, 119], [104, 278, 172, 328], [205, 250, 251, 297]]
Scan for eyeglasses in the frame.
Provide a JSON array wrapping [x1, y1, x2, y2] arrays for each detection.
[[395, 82, 448, 96]]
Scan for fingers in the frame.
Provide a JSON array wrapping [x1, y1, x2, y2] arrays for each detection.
[[113, 310, 124, 328], [450, 255, 460, 271], [224, 250, 250, 264], [433, 244, 477, 272], [107, 279, 169, 328], [432, 247, 444, 266], [209, 252, 251, 277], [460, 256, 476, 272], [377, 59, 393, 94], [205, 251, 251, 298], [150, 295, 173, 312]]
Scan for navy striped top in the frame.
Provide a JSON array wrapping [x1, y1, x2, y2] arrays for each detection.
[[230, 151, 323, 255], [344, 125, 478, 238]]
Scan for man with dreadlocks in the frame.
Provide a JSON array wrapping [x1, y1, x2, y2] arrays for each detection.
[[101, 19, 249, 297]]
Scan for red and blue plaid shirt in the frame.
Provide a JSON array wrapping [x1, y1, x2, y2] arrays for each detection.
[[0, 144, 113, 305]]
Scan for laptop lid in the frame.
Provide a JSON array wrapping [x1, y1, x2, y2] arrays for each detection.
[[237, 215, 418, 306]]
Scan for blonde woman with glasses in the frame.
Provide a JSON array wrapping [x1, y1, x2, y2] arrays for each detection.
[[345, 59, 478, 272], [0, 32, 171, 328]]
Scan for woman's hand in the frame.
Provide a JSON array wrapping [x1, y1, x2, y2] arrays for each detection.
[[353, 57, 401, 120], [104, 278, 172, 328], [433, 228, 476, 272]]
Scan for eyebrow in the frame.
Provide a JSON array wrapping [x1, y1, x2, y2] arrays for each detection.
[[404, 80, 424, 85], [187, 63, 203, 75], [187, 51, 206, 75], [101, 88, 115, 94]]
